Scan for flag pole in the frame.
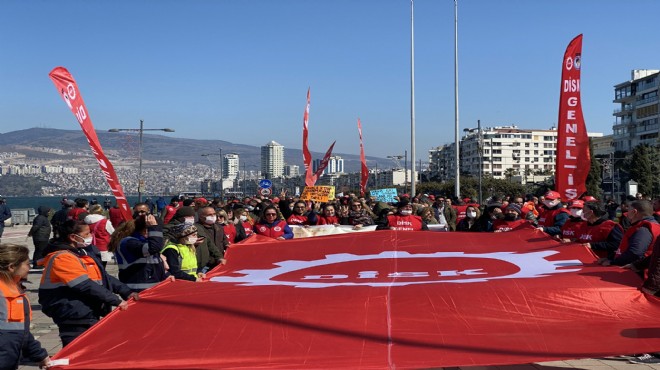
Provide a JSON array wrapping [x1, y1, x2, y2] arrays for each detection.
[[410, 0, 417, 197], [454, 0, 460, 199]]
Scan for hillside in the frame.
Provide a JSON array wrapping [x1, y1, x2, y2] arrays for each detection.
[[0, 128, 392, 171]]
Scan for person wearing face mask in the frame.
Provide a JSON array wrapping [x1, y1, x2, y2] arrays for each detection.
[[604, 200, 660, 267], [233, 206, 255, 240], [559, 200, 586, 242], [474, 203, 505, 232], [161, 224, 204, 281], [493, 204, 529, 232], [39, 220, 136, 347], [576, 202, 623, 259], [195, 207, 229, 257], [536, 190, 569, 237], [378, 200, 428, 231], [164, 206, 222, 274], [456, 205, 482, 232]]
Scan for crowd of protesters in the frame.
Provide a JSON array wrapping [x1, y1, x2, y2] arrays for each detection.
[[2, 189, 660, 367]]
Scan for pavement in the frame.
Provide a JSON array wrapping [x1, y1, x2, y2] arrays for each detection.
[[3, 224, 660, 370]]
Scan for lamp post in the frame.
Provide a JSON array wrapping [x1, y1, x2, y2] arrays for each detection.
[[108, 120, 174, 203]]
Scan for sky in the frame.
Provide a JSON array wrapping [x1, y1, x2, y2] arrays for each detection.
[[1, 0, 659, 161]]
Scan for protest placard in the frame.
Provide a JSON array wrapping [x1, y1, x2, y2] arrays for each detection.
[[300, 186, 335, 202], [370, 188, 398, 202]]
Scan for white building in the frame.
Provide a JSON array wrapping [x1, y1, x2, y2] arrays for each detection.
[[284, 164, 300, 177], [223, 153, 239, 180], [430, 125, 603, 184], [261, 141, 284, 179], [312, 156, 344, 176], [612, 69, 659, 152]]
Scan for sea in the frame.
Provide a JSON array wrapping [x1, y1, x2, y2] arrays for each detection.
[[5, 196, 159, 211]]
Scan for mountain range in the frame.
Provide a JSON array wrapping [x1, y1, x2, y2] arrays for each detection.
[[0, 128, 395, 172]]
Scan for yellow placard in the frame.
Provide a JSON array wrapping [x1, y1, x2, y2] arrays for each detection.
[[300, 186, 335, 202]]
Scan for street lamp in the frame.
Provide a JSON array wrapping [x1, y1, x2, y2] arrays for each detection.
[[108, 120, 175, 203]]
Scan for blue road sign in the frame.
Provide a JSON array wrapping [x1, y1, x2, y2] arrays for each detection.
[[259, 179, 273, 189]]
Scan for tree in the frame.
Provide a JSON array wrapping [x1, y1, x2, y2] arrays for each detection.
[[585, 139, 602, 200], [628, 144, 654, 197]]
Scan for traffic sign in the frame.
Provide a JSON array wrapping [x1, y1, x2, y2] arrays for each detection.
[[259, 179, 273, 189], [260, 187, 273, 196]]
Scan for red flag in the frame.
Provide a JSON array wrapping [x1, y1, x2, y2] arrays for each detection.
[[49, 67, 132, 222], [310, 141, 336, 185], [302, 88, 315, 186], [358, 118, 369, 196], [556, 34, 590, 201], [51, 228, 660, 369]]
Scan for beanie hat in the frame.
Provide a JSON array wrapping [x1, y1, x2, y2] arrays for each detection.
[[172, 224, 198, 239], [174, 206, 196, 219], [505, 203, 522, 215]]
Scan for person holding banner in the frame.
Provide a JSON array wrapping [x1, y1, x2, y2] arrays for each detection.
[[537, 191, 569, 237], [317, 204, 340, 226], [254, 206, 293, 240], [286, 201, 318, 226], [377, 200, 428, 231]]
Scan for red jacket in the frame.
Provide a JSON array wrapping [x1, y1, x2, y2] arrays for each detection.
[[560, 218, 585, 241], [387, 214, 424, 231], [493, 219, 528, 232]]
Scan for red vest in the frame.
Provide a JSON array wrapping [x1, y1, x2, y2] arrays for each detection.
[[242, 221, 254, 236], [163, 205, 177, 224], [90, 219, 111, 252], [493, 219, 528, 232], [616, 220, 660, 258], [538, 208, 569, 227], [288, 214, 310, 226], [68, 207, 87, 221], [454, 205, 468, 224], [578, 220, 621, 258], [560, 219, 585, 240], [254, 221, 287, 239], [387, 214, 423, 231], [318, 216, 339, 225], [223, 223, 237, 244]]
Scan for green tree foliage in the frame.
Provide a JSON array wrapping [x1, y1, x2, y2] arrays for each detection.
[[585, 139, 602, 200], [628, 144, 654, 196], [416, 176, 525, 201]]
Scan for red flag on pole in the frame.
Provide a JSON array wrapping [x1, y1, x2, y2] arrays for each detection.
[[310, 141, 336, 185], [358, 118, 369, 196], [555, 34, 590, 201], [48, 67, 133, 222], [302, 88, 315, 186]]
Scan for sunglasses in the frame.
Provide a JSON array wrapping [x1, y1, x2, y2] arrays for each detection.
[[265, 213, 277, 216]]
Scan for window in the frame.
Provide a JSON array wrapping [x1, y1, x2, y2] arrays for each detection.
[[534, 143, 539, 147], [493, 157, 502, 162], [525, 143, 530, 148]]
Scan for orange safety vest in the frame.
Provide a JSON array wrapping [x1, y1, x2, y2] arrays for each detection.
[[40, 250, 103, 290], [0, 279, 30, 330]]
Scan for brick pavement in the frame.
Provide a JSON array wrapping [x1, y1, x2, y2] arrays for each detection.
[[3, 224, 659, 370]]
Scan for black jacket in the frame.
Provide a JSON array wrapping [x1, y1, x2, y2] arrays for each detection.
[[28, 206, 51, 241]]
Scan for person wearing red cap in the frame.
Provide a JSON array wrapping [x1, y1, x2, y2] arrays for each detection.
[[578, 202, 623, 259], [581, 195, 598, 203], [559, 200, 586, 242], [536, 190, 569, 237]]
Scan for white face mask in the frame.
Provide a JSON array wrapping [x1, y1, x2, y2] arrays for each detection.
[[74, 234, 93, 247], [185, 236, 198, 245], [183, 217, 195, 225], [467, 211, 477, 219], [570, 209, 583, 218], [580, 213, 589, 221], [204, 215, 217, 225], [400, 210, 412, 216], [239, 215, 248, 222], [543, 200, 558, 208]]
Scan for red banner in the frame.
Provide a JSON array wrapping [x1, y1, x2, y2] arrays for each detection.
[[358, 118, 369, 196], [556, 34, 590, 201], [310, 141, 336, 185], [49, 67, 133, 222], [52, 228, 660, 369], [302, 88, 315, 186]]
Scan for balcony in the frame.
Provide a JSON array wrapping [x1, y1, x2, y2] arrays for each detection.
[[637, 95, 659, 106]]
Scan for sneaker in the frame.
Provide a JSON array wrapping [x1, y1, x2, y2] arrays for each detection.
[[629, 354, 660, 364]]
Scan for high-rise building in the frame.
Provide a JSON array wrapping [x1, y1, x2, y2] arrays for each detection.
[[612, 69, 659, 152], [312, 156, 344, 176], [261, 141, 284, 179], [223, 153, 239, 180], [284, 164, 300, 177]]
